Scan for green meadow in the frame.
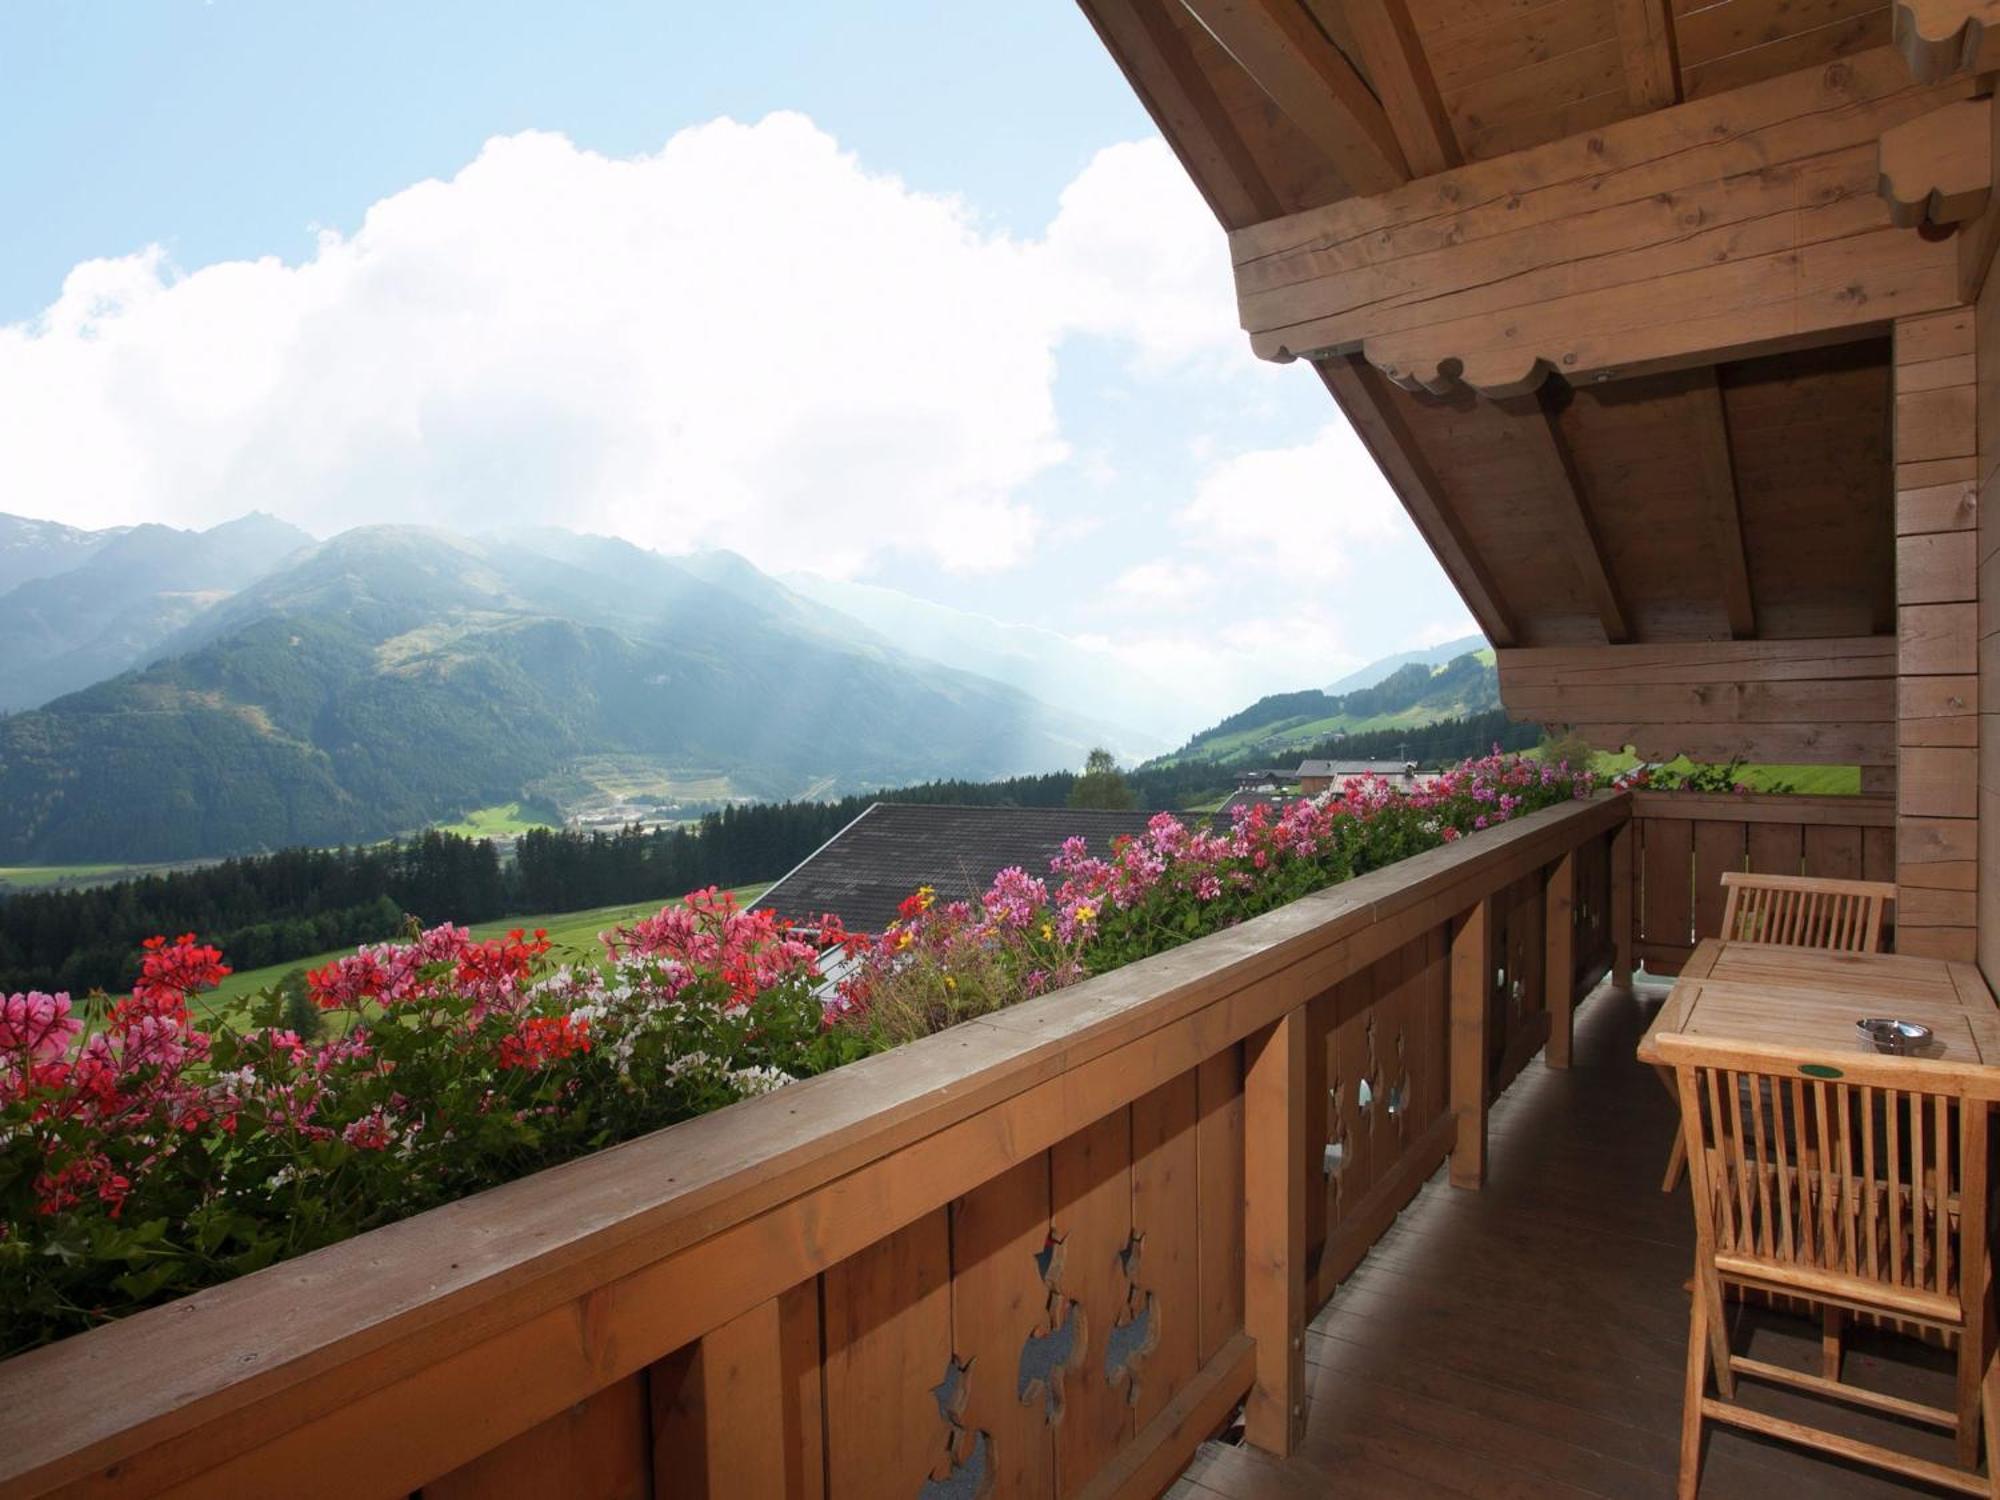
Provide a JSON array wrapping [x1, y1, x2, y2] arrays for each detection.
[[193, 884, 770, 1029]]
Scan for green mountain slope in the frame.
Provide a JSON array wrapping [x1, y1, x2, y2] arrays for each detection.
[[0, 513, 312, 710], [1153, 650, 1501, 768], [0, 526, 1119, 862]]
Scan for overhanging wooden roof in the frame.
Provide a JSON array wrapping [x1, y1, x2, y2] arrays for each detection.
[[1081, 0, 1993, 765]]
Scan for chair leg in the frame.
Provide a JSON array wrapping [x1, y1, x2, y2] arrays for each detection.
[[1662, 1133, 1687, 1193], [1657, 1064, 1686, 1193], [1822, 1306, 1843, 1382], [1701, 1272, 1734, 1400], [1681, 1287, 1711, 1500], [1983, 1346, 2000, 1498]]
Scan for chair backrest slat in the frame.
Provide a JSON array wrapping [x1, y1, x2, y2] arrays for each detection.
[[1659, 1034, 1998, 1329], [1717, 871, 1896, 953]]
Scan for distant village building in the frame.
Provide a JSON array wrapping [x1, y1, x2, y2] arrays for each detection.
[[1232, 767, 1291, 794], [1293, 759, 1420, 796], [751, 803, 1155, 935]]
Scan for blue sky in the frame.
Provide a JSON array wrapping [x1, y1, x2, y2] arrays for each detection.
[[0, 0, 1469, 740]]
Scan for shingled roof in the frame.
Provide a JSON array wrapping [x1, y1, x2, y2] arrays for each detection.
[[750, 803, 1157, 935]]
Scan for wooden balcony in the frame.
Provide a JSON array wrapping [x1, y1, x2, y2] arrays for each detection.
[[1170, 977, 1965, 1499], [0, 787, 1977, 1498]]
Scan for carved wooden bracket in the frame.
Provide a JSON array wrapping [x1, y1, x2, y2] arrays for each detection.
[[1895, 0, 2000, 82], [1879, 97, 1994, 230]]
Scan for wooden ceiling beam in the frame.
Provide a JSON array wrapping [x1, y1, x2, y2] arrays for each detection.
[[1679, 369, 1755, 639], [1080, 0, 1288, 228], [1179, 0, 1411, 193], [1494, 391, 1632, 644], [1611, 0, 1681, 111], [1229, 49, 1975, 392], [1314, 354, 1520, 646], [1334, 0, 1462, 176], [1895, 0, 2000, 81]]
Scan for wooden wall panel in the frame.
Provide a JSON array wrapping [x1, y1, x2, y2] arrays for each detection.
[[1897, 310, 1981, 960], [823, 1210, 954, 1498], [1631, 792, 1895, 971], [1980, 235, 2000, 982], [950, 1159, 1057, 1497], [1194, 1047, 1245, 1363], [1130, 1073, 1203, 1430], [1726, 342, 1896, 640], [1497, 636, 1896, 765], [425, 1374, 650, 1500], [1313, 927, 1456, 1302], [1050, 1109, 1137, 1488]]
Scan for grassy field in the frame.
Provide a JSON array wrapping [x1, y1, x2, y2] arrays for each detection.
[[193, 883, 771, 1028], [0, 862, 192, 891], [1585, 751, 1860, 796], [431, 802, 557, 839]]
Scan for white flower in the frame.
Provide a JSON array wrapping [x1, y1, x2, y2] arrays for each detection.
[[728, 1065, 795, 1097]]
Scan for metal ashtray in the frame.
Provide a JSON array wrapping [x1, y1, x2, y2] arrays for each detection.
[[1857, 1017, 1933, 1055]]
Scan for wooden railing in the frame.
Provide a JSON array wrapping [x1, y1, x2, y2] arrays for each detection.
[[0, 794, 1629, 1500], [1630, 790, 1896, 975]]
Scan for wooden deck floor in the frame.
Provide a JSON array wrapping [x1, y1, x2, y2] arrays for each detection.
[[1169, 980, 1974, 1499]]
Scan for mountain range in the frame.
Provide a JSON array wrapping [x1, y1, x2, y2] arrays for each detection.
[[1154, 646, 1499, 767], [0, 517, 1132, 862]]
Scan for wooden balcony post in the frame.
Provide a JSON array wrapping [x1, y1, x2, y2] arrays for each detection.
[[1449, 896, 1494, 1190], [1610, 820, 1635, 987], [650, 1285, 822, 1498], [1243, 1007, 1307, 1457], [1545, 851, 1576, 1069]]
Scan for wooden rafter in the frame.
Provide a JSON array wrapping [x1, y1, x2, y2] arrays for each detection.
[[1611, 0, 1681, 112], [1878, 96, 1992, 230], [1679, 369, 1755, 639], [1081, 0, 1288, 228], [1496, 390, 1632, 644], [1895, 0, 2000, 81], [1315, 355, 1520, 646], [1179, 0, 1410, 194], [1331, 0, 1461, 176]]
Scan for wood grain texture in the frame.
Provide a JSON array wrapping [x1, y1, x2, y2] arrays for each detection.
[[1230, 48, 1974, 389]]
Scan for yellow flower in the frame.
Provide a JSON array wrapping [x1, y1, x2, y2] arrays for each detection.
[[1074, 903, 1097, 924], [1040, 922, 1054, 941], [894, 930, 913, 951], [943, 975, 957, 992]]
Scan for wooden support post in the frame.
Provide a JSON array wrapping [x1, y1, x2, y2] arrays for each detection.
[[1894, 311, 1981, 961], [1449, 897, 1493, 1190], [1243, 1008, 1307, 1457], [1611, 822, 1635, 988], [650, 1286, 821, 1499], [1545, 852, 1577, 1070]]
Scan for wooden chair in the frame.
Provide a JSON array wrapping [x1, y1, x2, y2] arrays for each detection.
[[1658, 1033, 1999, 1498], [1662, 872, 1898, 1194], [1718, 870, 1897, 953]]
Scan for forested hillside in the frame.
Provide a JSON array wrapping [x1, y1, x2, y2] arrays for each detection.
[[0, 525, 1123, 862], [1156, 650, 1501, 767]]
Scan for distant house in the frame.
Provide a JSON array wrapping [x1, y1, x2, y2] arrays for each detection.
[[1293, 759, 1419, 796], [1232, 767, 1290, 793], [751, 803, 1156, 935]]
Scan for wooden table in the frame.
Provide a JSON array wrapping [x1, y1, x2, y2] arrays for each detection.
[[1637, 939, 2000, 1069]]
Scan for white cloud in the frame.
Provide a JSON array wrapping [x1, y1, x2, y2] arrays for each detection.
[[1039, 139, 1244, 372], [1076, 603, 1366, 728], [0, 122, 1236, 577], [1176, 421, 1407, 582], [1106, 558, 1212, 609], [1410, 614, 1482, 648]]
